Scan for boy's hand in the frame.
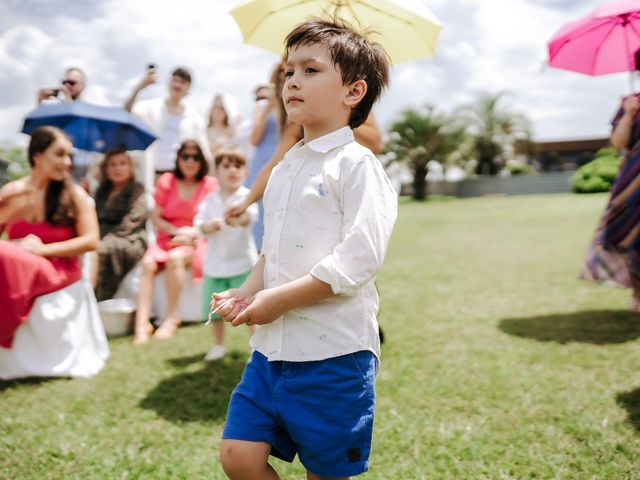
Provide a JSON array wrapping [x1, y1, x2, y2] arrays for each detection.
[[229, 289, 284, 327], [211, 289, 252, 323], [203, 218, 224, 233], [226, 213, 250, 227]]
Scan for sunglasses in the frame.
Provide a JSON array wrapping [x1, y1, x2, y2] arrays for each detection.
[[62, 79, 77, 87], [179, 153, 204, 162]]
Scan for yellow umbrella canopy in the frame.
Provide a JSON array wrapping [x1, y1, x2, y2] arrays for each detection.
[[230, 0, 443, 64]]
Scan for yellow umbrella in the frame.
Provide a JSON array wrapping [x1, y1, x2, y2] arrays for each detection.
[[230, 0, 443, 64]]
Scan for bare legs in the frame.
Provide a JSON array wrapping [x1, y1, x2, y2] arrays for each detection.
[[220, 440, 280, 480], [153, 249, 191, 339], [133, 255, 157, 344], [219, 439, 349, 480]]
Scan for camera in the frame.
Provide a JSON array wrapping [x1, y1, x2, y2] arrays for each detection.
[[147, 63, 155, 71], [51, 88, 60, 97]]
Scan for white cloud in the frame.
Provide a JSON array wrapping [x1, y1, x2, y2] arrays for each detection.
[[0, 0, 631, 147]]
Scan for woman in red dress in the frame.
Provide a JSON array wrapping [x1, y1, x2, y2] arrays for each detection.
[[0, 126, 108, 379], [133, 139, 218, 344]]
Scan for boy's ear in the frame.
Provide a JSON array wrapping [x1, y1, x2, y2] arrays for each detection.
[[344, 79, 367, 107]]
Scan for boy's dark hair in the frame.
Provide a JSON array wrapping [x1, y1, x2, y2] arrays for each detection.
[[172, 66, 192, 84], [174, 139, 209, 180], [214, 145, 247, 168], [284, 18, 390, 129]]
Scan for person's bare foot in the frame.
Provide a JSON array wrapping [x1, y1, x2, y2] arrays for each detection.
[[153, 317, 181, 340], [133, 322, 154, 345]]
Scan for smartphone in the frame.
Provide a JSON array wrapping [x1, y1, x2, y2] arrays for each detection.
[[147, 63, 155, 71]]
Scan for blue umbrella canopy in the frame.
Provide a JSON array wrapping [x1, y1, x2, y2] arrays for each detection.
[[21, 101, 157, 153]]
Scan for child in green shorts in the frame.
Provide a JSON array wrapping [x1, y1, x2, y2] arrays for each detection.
[[194, 146, 258, 361]]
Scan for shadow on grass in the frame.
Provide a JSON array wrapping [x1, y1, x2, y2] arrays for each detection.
[[0, 376, 60, 392], [139, 350, 247, 424], [498, 310, 640, 345], [616, 387, 640, 432]]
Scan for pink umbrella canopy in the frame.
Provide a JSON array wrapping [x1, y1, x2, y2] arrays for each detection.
[[548, 0, 640, 76]]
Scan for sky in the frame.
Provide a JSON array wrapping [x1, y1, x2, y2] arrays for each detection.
[[0, 0, 631, 147]]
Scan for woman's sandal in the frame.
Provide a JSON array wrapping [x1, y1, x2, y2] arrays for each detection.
[[133, 323, 154, 345], [153, 318, 181, 340]]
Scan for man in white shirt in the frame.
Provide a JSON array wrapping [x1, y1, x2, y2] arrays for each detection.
[[124, 66, 210, 191], [36, 67, 93, 184], [214, 18, 397, 480]]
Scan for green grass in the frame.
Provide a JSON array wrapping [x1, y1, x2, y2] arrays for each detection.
[[3, 193, 640, 479]]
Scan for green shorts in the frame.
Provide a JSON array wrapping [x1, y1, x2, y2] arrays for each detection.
[[202, 272, 250, 320]]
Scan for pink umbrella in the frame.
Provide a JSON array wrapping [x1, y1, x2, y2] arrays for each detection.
[[548, 0, 640, 84]]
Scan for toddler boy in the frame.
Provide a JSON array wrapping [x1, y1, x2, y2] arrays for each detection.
[[194, 146, 258, 361]]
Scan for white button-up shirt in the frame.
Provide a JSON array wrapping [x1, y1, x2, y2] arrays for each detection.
[[250, 126, 397, 362], [194, 186, 259, 278]]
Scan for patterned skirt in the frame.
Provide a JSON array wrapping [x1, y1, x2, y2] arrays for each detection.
[[581, 141, 640, 290]]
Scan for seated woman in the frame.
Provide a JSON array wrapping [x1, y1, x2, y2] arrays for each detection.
[[0, 126, 109, 380], [133, 139, 217, 344], [92, 148, 148, 301]]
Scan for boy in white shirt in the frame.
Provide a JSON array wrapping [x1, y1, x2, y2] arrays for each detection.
[[194, 146, 258, 361], [214, 18, 397, 480]]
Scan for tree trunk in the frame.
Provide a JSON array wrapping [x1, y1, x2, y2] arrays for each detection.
[[412, 164, 428, 200]]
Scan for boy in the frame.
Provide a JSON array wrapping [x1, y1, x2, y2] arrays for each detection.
[[194, 146, 258, 361], [214, 18, 397, 480]]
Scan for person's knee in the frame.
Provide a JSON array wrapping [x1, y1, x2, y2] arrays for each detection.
[[141, 256, 158, 274], [166, 250, 185, 268], [220, 440, 267, 479]]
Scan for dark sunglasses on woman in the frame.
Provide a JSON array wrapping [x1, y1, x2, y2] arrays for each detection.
[[179, 153, 203, 162]]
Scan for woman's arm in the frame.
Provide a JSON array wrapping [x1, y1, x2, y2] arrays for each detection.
[[227, 121, 302, 218], [20, 185, 99, 257], [151, 205, 178, 236], [611, 96, 640, 150]]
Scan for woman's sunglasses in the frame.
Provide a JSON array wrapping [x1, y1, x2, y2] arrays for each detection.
[[62, 79, 77, 87], [179, 153, 204, 162]]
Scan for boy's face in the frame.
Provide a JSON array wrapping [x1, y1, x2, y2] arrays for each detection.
[[283, 43, 352, 140], [215, 157, 247, 192]]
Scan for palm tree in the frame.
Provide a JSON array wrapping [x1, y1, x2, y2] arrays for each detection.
[[457, 92, 531, 175], [386, 105, 465, 200]]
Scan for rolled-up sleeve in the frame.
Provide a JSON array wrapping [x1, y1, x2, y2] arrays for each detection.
[[310, 155, 397, 295]]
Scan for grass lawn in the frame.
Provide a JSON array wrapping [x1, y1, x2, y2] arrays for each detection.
[[2, 193, 640, 479]]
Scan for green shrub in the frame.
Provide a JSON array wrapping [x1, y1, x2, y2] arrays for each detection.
[[504, 162, 537, 176], [571, 147, 622, 193]]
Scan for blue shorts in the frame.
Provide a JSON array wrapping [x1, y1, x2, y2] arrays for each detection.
[[223, 350, 378, 478]]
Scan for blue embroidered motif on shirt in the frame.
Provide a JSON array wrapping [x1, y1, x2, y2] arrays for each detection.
[[318, 182, 327, 197]]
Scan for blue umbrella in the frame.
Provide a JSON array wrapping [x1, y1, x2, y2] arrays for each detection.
[[21, 101, 157, 153]]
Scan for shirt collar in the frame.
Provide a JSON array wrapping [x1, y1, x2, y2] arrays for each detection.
[[299, 126, 354, 154]]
